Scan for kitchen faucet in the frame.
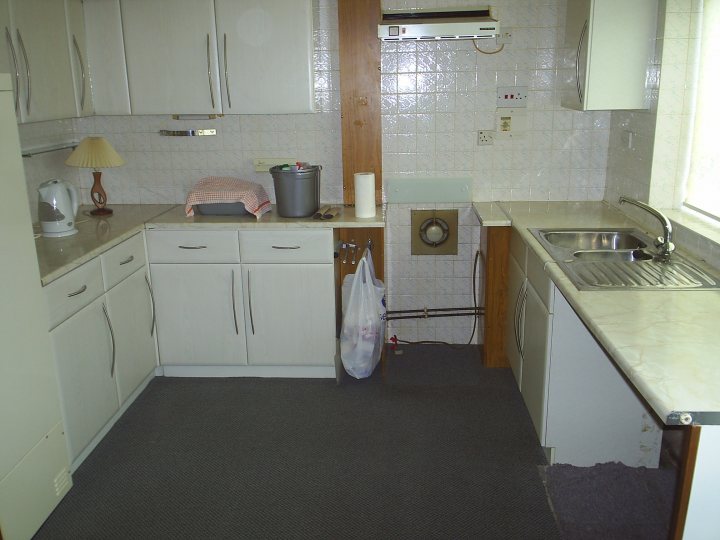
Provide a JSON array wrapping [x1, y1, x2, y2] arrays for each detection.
[[618, 196, 675, 261]]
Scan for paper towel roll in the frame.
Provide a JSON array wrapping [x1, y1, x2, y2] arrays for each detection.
[[354, 172, 376, 218]]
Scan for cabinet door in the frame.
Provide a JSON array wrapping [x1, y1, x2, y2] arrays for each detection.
[[151, 264, 247, 365], [215, 0, 314, 114], [521, 283, 552, 444], [504, 254, 525, 388], [243, 264, 335, 366], [11, 0, 76, 122], [64, 0, 92, 116], [121, 0, 221, 114], [105, 268, 157, 404], [51, 297, 119, 461]]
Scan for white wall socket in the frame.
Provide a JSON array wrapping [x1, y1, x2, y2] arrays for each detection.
[[497, 86, 528, 108], [253, 158, 296, 172], [497, 29, 513, 45], [477, 131, 495, 146]]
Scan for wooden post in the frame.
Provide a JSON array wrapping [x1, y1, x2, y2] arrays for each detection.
[[483, 227, 511, 367]]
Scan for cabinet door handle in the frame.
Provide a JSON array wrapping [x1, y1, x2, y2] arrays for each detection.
[[231, 269, 239, 335], [519, 286, 528, 356], [5, 27, 20, 114], [513, 284, 523, 355], [223, 33, 231, 109], [271, 245, 301, 250], [67, 284, 87, 298], [248, 269, 255, 335], [72, 34, 86, 111], [145, 273, 156, 337], [119, 255, 135, 265], [575, 20, 588, 104], [206, 33, 215, 110], [102, 303, 116, 377], [16, 29, 30, 115], [178, 245, 207, 250]]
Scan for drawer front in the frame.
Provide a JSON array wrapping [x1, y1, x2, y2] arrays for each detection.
[[239, 229, 333, 263], [146, 230, 240, 263], [526, 247, 555, 313], [44, 258, 104, 329], [510, 228, 527, 272], [101, 232, 146, 290]]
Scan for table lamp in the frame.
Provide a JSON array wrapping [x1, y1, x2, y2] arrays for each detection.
[[65, 136, 125, 216]]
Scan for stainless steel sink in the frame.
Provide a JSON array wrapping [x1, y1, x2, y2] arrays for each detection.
[[529, 228, 719, 290], [540, 230, 647, 251]]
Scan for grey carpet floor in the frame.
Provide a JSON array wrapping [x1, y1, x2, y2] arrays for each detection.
[[35, 345, 560, 539]]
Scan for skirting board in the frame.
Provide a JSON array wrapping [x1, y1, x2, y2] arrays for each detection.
[[156, 365, 336, 379]]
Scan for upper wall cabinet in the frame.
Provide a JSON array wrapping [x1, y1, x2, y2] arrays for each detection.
[[82, 0, 130, 115], [214, 0, 314, 114], [561, 0, 658, 111], [120, 0, 222, 115], [4, 0, 77, 122], [65, 0, 93, 116]]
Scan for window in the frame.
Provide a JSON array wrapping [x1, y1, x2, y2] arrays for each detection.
[[684, 0, 720, 220]]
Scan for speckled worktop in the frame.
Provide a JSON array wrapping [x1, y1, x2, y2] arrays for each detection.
[[35, 204, 384, 285], [473, 201, 720, 426]]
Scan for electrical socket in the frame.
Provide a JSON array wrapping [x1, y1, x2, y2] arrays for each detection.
[[477, 131, 494, 146]]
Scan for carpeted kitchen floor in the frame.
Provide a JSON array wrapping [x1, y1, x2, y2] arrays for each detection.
[[34, 345, 677, 539]]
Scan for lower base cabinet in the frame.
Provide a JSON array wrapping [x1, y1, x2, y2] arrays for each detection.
[[151, 263, 248, 365], [243, 264, 335, 366], [51, 297, 119, 461], [105, 268, 157, 403]]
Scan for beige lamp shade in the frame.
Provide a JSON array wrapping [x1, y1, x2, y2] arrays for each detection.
[[65, 136, 124, 169]]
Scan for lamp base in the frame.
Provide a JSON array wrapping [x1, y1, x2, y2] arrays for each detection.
[[90, 207, 114, 216]]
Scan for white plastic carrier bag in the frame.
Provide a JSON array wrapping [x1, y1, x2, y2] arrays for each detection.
[[340, 250, 386, 379]]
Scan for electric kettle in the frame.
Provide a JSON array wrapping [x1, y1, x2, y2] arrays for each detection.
[[38, 179, 80, 237]]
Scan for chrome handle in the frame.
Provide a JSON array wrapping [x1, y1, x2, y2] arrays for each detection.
[[519, 287, 528, 356], [350, 244, 358, 265], [223, 33, 231, 109], [119, 255, 134, 265], [271, 245, 301, 250], [102, 303, 116, 377], [340, 243, 348, 263], [67, 284, 87, 298], [178, 245, 207, 250], [16, 29, 30, 115], [513, 284, 523, 355], [144, 274, 156, 337], [576, 20, 588, 104], [206, 33, 215, 109], [248, 270, 255, 335], [72, 35, 86, 111], [231, 269, 239, 335], [5, 28, 19, 114]]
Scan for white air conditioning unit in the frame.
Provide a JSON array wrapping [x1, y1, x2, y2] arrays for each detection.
[[378, 7, 499, 41]]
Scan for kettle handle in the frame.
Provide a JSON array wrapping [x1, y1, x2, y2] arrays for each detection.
[[66, 183, 79, 217]]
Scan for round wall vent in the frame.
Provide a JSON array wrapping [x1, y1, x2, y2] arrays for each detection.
[[419, 217, 450, 246]]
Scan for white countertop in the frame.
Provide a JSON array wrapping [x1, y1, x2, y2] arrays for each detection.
[[35, 204, 384, 284], [478, 201, 720, 425]]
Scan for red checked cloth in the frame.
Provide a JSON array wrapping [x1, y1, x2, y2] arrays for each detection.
[[185, 177, 272, 219]]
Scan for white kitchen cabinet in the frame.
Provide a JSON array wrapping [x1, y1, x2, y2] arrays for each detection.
[[120, 0, 222, 115], [104, 268, 157, 404], [561, 0, 658, 111], [520, 282, 552, 443], [243, 264, 335, 366], [82, 0, 131, 115], [51, 296, 119, 462], [214, 0, 314, 114], [545, 289, 662, 467], [7, 0, 77, 122], [64, 0, 93, 116], [150, 263, 248, 365]]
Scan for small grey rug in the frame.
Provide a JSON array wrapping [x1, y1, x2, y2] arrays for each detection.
[[35, 345, 560, 539], [545, 461, 677, 540]]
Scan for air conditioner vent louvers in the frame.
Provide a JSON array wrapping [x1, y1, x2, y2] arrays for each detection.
[[378, 7, 499, 41]]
